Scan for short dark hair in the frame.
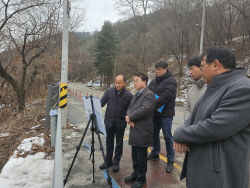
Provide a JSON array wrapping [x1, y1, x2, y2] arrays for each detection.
[[188, 56, 201, 67], [135, 72, 148, 85], [155, 61, 168, 69], [201, 46, 236, 69], [116, 74, 127, 82]]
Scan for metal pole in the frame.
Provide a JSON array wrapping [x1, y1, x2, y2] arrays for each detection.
[[61, 0, 70, 128], [51, 109, 58, 148], [53, 1, 70, 187], [113, 55, 117, 85], [199, 0, 205, 55], [53, 108, 63, 188], [45, 85, 52, 131]]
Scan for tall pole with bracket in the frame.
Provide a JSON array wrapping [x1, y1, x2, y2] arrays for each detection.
[[60, 0, 70, 127], [53, 1, 70, 187]]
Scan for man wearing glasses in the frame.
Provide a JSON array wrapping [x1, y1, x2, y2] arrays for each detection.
[[174, 46, 250, 188]]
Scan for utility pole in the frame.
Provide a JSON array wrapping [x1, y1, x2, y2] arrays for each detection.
[[53, 1, 70, 187], [199, 0, 205, 55], [113, 55, 117, 85], [60, 0, 70, 127]]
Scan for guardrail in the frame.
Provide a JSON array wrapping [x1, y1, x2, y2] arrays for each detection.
[[44, 83, 63, 188]]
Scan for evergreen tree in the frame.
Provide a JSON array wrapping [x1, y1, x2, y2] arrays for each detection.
[[94, 21, 117, 87]]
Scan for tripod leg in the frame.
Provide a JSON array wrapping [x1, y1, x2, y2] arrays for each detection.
[[91, 120, 95, 183], [93, 117, 113, 188], [63, 116, 92, 186]]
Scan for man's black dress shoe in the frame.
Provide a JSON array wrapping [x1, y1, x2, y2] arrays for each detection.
[[124, 174, 137, 183], [131, 180, 147, 188]]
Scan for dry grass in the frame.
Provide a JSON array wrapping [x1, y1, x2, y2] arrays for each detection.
[[0, 85, 54, 173]]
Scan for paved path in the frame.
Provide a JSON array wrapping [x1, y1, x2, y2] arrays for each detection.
[[63, 83, 186, 187]]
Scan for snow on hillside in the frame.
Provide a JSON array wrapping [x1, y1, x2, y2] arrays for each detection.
[[0, 137, 53, 188]]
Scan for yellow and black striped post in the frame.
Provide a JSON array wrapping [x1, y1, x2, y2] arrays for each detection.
[[59, 83, 68, 108]]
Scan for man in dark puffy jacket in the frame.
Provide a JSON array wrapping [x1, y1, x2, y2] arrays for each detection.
[[99, 74, 133, 172], [148, 61, 177, 173]]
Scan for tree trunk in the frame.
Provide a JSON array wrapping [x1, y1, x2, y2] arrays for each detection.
[[17, 88, 26, 111]]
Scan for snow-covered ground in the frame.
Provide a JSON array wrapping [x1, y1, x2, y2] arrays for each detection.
[[0, 137, 53, 188]]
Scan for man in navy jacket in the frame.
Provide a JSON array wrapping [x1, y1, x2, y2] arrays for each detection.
[[148, 61, 177, 173], [99, 75, 133, 172]]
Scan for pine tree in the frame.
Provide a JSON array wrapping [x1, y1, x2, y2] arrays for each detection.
[[94, 21, 117, 87]]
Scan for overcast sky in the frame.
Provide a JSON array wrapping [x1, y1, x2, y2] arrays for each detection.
[[74, 0, 122, 32]]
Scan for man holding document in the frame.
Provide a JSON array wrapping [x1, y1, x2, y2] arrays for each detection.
[[148, 61, 177, 173]]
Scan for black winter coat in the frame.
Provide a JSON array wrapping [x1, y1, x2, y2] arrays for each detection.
[[101, 87, 133, 129], [148, 70, 177, 117], [127, 87, 155, 147]]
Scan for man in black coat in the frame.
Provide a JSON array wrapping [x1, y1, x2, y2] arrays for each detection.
[[99, 74, 133, 172], [125, 72, 155, 188], [148, 61, 177, 173]]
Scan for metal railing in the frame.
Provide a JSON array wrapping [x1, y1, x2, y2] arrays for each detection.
[[45, 83, 63, 187]]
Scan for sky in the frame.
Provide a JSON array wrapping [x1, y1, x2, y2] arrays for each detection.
[[74, 0, 122, 32]]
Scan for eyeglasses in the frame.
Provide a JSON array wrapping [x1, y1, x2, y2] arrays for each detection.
[[200, 62, 210, 69]]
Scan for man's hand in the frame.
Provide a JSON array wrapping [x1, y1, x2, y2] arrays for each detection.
[[174, 142, 190, 154], [125, 116, 130, 123], [129, 122, 135, 127]]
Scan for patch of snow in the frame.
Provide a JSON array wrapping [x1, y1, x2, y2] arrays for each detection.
[[176, 97, 185, 103], [66, 136, 72, 139], [0, 104, 5, 108], [0, 136, 53, 188], [31, 124, 41, 129], [0, 152, 53, 188], [40, 119, 45, 121], [70, 132, 78, 137], [0, 132, 9, 137], [16, 137, 45, 154]]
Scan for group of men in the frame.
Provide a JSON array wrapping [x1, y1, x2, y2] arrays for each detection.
[[98, 46, 250, 188]]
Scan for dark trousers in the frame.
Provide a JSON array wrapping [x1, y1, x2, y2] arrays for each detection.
[[131, 146, 148, 181], [106, 124, 125, 163]]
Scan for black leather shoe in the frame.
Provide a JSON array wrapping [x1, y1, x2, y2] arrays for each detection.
[[166, 161, 174, 173], [147, 154, 159, 161], [113, 161, 119, 172], [99, 161, 113, 170], [124, 174, 137, 183], [131, 180, 147, 188]]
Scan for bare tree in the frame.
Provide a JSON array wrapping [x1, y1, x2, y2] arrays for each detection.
[[153, 0, 199, 75], [0, 0, 60, 111], [0, 0, 87, 111], [115, 0, 153, 72], [203, 0, 241, 46]]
